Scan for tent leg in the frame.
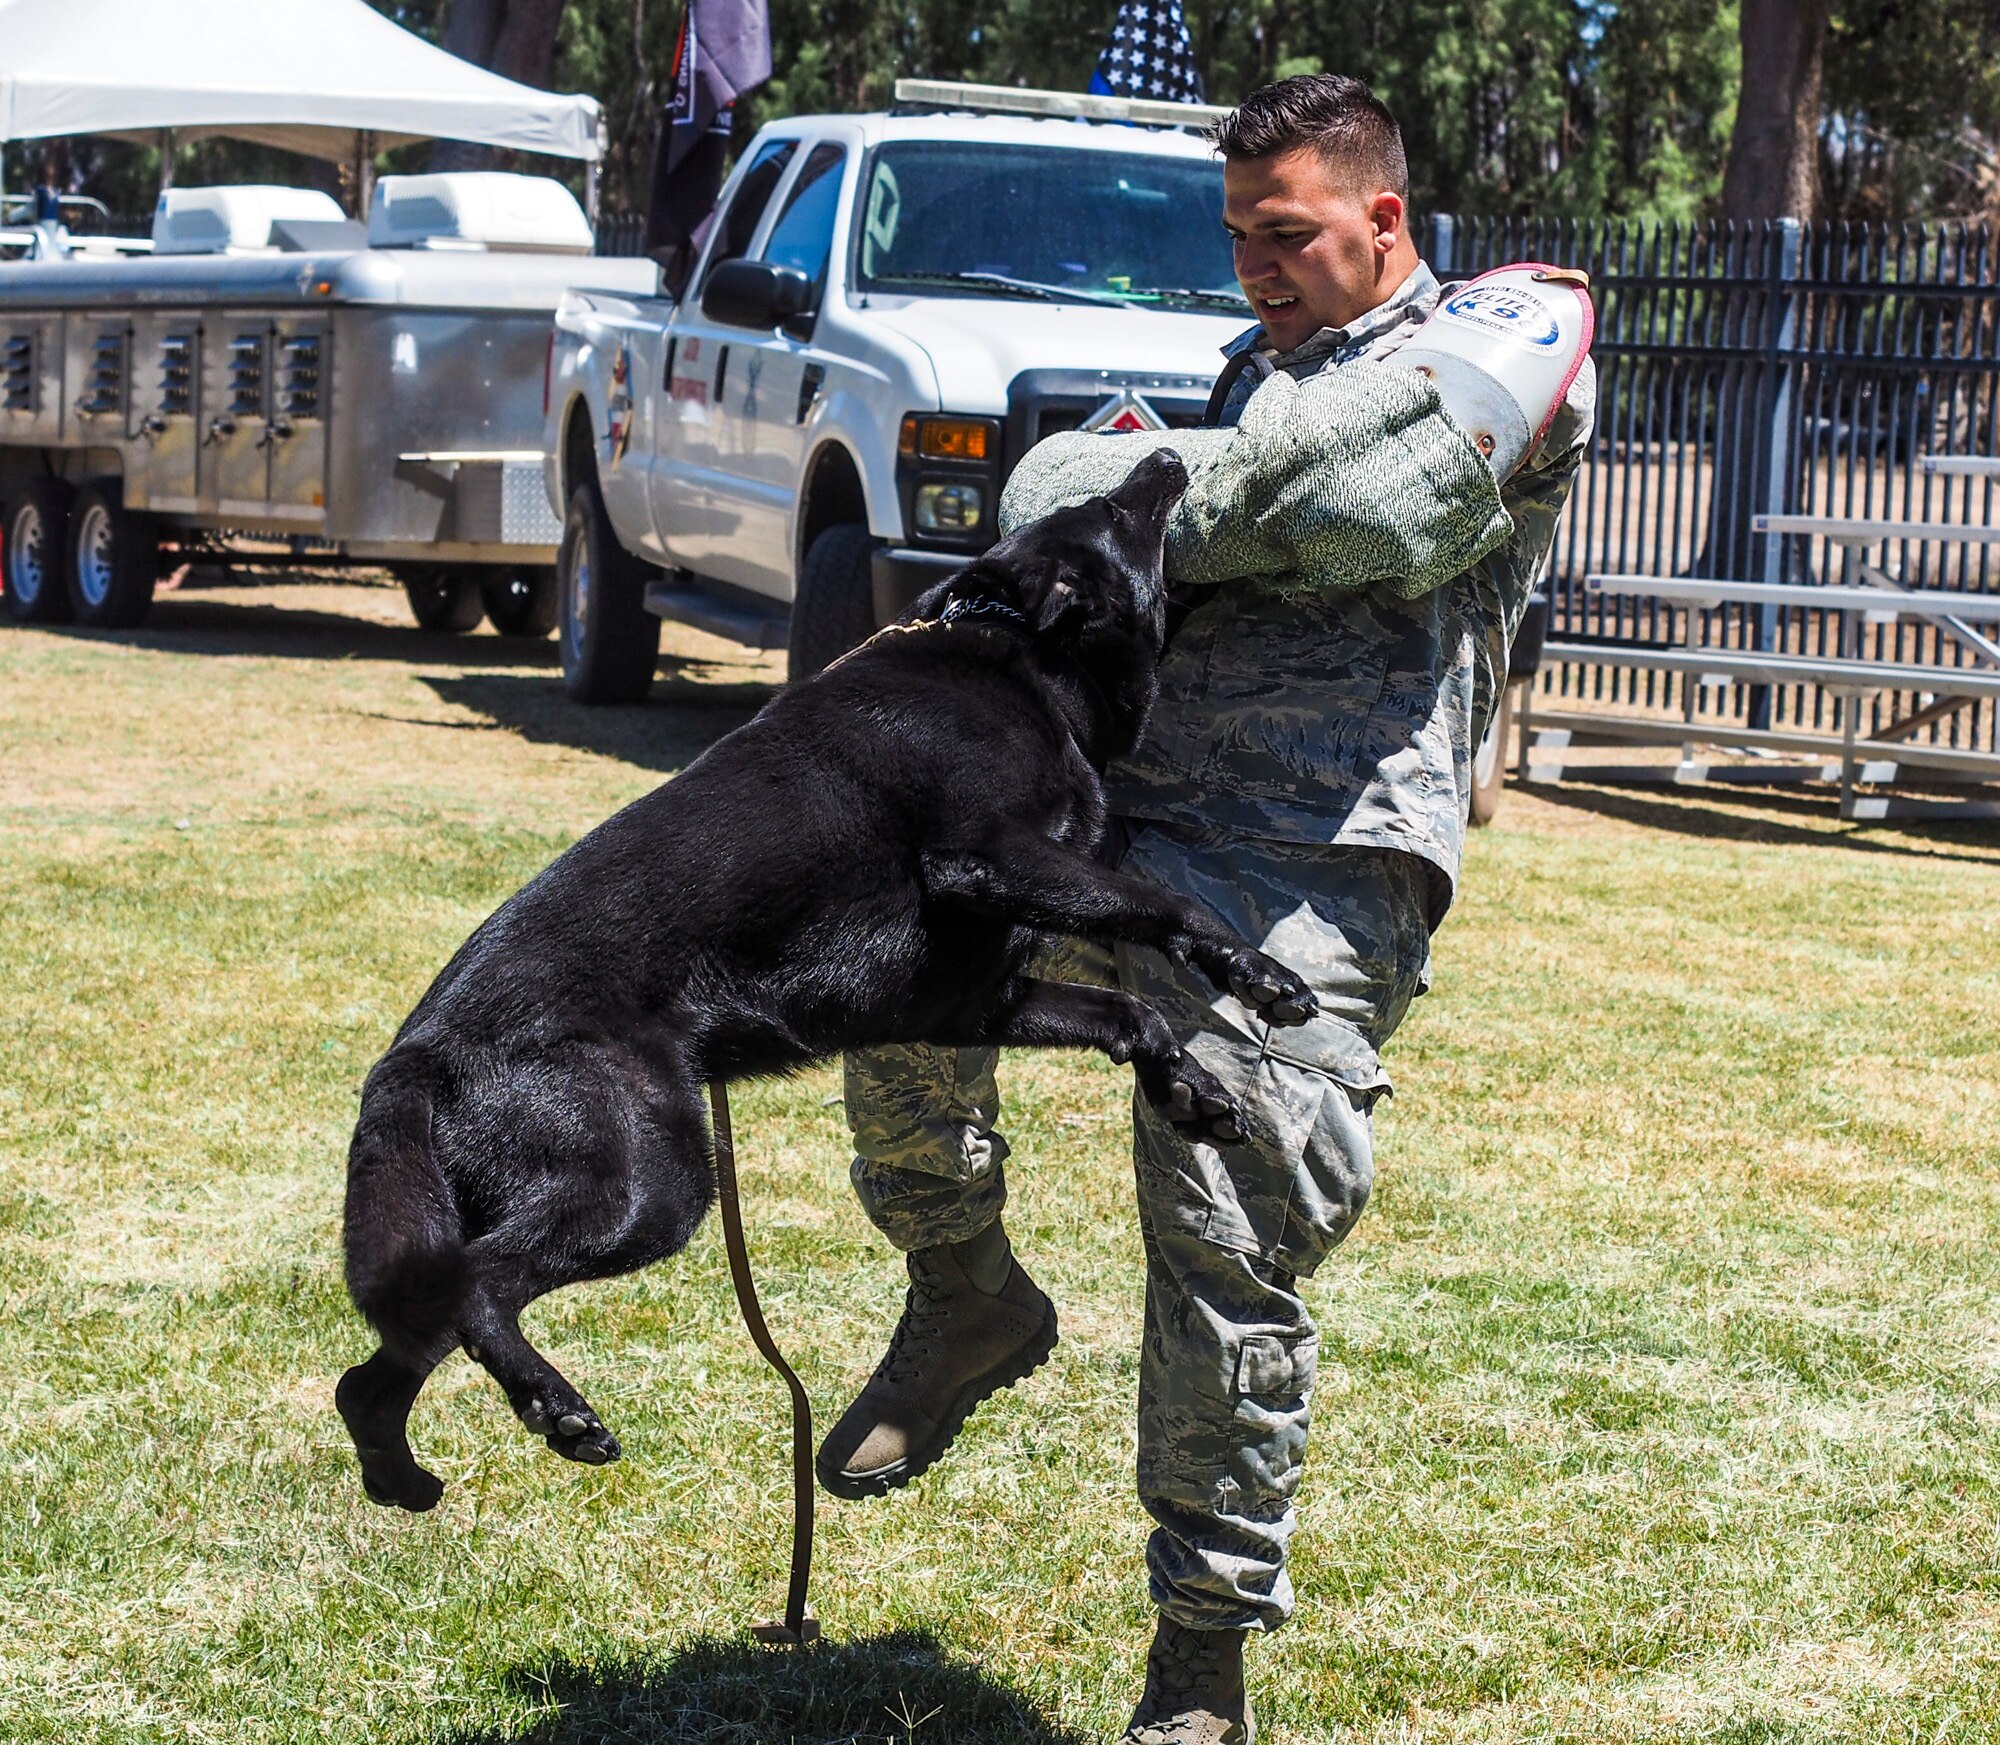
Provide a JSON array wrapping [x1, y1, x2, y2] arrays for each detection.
[[352, 130, 376, 220], [586, 160, 600, 229], [158, 130, 175, 195]]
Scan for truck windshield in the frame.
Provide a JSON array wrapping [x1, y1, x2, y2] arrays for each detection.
[[856, 142, 1245, 313]]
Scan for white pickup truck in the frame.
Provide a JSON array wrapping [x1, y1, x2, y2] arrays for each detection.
[[542, 81, 1256, 698]]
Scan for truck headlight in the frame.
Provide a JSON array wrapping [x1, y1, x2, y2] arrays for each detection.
[[915, 481, 985, 532]]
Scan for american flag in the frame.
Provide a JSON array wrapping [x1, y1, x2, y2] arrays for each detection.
[[1089, 0, 1205, 104]]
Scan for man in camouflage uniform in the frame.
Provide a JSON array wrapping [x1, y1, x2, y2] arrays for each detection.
[[819, 74, 1596, 1743]]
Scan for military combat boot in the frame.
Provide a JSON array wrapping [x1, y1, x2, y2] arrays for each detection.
[[816, 1223, 1056, 1499], [1118, 1618, 1255, 1745]]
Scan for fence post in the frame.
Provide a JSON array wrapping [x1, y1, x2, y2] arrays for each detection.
[[1749, 217, 1804, 729], [1431, 213, 1456, 280]]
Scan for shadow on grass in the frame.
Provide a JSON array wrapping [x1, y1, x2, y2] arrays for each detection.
[[422, 671, 779, 776], [446, 1628, 1089, 1745], [1522, 777, 2000, 863], [44, 593, 563, 670]]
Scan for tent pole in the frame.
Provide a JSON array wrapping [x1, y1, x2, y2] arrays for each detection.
[[353, 130, 376, 219], [586, 159, 600, 228], [158, 130, 175, 195]]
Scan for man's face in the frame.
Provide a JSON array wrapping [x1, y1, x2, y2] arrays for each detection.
[[1223, 146, 1406, 353]]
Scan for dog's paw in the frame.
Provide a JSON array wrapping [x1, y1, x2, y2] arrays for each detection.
[[540, 1406, 622, 1467], [361, 1461, 446, 1512], [1146, 1048, 1246, 1145], [1225, 949, 1318, 1028]]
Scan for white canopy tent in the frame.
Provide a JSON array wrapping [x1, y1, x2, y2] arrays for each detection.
[[0, 0, 604, 214]]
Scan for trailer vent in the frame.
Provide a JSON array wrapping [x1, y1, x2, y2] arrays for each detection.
[[79, 332, 127, 416], [276, 333, 322, 420], [159, 335, 195, 417], [2, 334, 32, 413], [227, 333, 266, 417]]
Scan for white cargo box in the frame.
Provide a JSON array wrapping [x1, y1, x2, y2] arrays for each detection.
[[153, 186, 345, 255], [367, 173, 593, 255]]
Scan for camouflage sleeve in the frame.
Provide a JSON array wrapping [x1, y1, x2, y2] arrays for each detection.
[[1484, 357, 1595, 646], [997, 366, 1513, 601]]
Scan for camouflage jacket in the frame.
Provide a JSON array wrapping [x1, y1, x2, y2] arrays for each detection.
[[997, 262, 1595, 921]]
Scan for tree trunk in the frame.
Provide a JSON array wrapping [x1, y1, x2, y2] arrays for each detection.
[[492, 0, 570, 91], [431, 0, 568, 173], [1720, 0, 1829, 220], [431, 0, 509, 172], [440, 0, 506, 68]]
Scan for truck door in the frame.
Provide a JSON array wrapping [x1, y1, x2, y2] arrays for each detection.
[[705, 139, 850, 600], [653, 136, 797, 573]]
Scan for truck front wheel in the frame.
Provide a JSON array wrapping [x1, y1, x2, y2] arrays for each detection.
[[67, 481, 159, 630], [558, 483, 660, 703], [788, 522, 878, 683], [1469, 679, 1521, 828], [3, 478, 77, 626]]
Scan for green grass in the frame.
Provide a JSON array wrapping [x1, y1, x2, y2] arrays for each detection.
[[4, 578, 2000, 1743]]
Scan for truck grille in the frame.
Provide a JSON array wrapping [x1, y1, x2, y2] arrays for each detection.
[[2, 333, 32, 412], [1003, 370, 1214, 477], [159, 335, 194, 416], [1032, 405, 1205, 443], [79, 331, 126, 416], [275, 333, 321, 420], [227, 333, 265, 417]]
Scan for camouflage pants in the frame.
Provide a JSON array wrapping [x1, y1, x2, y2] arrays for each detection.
[[844, 824, 1434, 1631]]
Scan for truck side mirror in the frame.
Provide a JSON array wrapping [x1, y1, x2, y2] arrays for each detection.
[[702, 260, 815, 332]]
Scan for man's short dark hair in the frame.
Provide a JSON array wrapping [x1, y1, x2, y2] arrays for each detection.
[[1212, 74, 1410, 202]]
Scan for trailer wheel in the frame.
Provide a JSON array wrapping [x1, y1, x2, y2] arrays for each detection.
[[403, 567, 486, 633], [3, 478, 77, 625], [788, 522, 878, 683], [66, 481, 158, 630], [1469, 680, 1520, 828], [558, 483, 659, 703], [481, 565, 560, 638]]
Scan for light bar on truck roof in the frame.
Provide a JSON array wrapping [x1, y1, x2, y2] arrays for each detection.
[[891, 79, 1232, 131]]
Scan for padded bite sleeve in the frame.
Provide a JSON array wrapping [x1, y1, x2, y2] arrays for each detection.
[[997, 366, 1512, 601]]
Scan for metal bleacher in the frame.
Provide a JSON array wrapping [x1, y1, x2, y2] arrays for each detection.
[[1526, 492, 2000, 821]]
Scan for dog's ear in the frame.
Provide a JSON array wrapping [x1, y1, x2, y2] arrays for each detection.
[[1034, 566, 1087, 635]]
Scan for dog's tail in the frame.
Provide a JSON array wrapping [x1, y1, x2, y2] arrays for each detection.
[[343, 1047, 469, 1364]]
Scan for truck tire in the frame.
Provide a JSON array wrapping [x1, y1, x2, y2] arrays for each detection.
[[788, 522, 878, 682], [558, 482, 660, 703], [481, 565, 560, 638], [66, 480, 159, 630], [403, 567, 486, 633], [1469, 679, 1520, 828], [3, 478, 77, 625]]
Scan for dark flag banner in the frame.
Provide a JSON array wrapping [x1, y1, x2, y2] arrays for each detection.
[[644, 0, 773, 296], [1089, 0, 1205, 103]]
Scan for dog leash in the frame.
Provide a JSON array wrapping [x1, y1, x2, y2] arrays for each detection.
[[708, 1080, 822, 1646]]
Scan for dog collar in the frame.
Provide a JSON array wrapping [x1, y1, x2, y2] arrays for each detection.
[[936, 595, 1028, 628]]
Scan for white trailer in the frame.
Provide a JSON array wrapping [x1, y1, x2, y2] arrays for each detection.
[[0, 175, 655, 634]]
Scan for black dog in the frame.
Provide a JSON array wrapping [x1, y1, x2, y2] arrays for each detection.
[[336, 449, 1318, 1512]]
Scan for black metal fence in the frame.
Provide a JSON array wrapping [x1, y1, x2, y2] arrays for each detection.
[[595, 211, 649, 257], [1422, 216, 2000, 760]]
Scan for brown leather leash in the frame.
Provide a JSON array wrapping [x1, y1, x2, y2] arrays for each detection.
[[708, 1080, 821, 1646]]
